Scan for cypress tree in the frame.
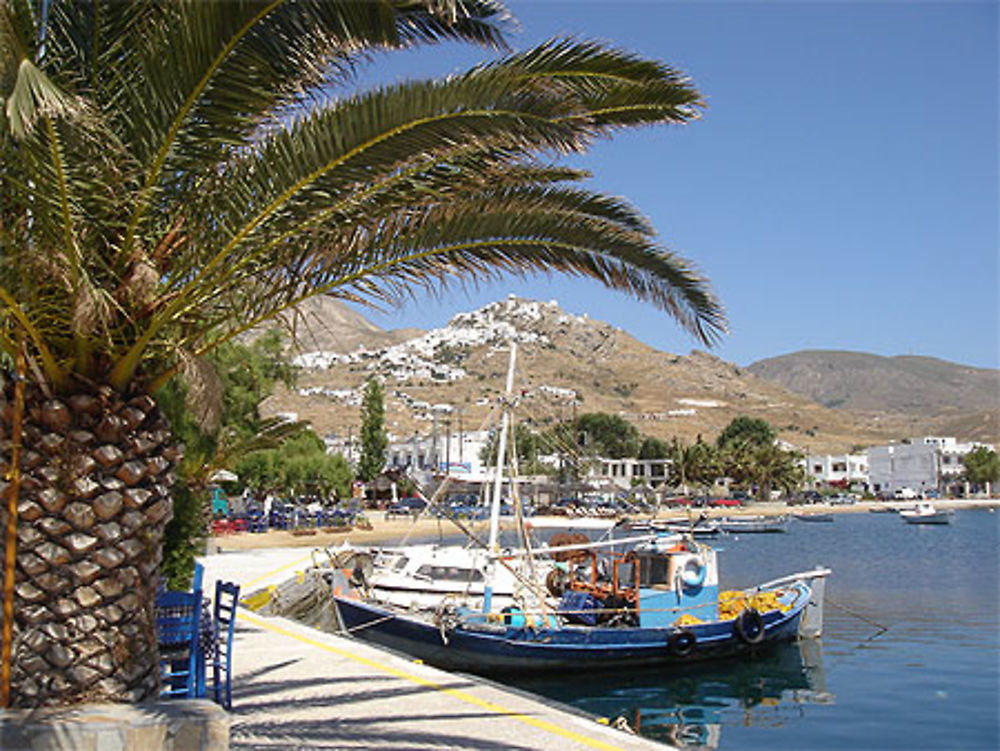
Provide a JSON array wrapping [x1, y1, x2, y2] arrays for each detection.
[[358, 378, 388, 482]]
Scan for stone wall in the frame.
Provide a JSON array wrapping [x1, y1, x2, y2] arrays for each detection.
[[0, 700, 228, 750]]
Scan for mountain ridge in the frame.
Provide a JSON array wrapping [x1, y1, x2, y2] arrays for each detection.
[[747, 349, 998, 413], [262, 298, 998, 451]]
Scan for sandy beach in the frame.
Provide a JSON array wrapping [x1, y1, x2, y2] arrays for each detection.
[[213, 515, 495, 551], [210, 498, 998, 552]]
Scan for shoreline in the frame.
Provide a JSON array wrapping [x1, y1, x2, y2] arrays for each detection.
[[211, 498, 1000, 551]]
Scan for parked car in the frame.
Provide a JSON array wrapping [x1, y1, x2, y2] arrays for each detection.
[[788, 490, 822, 506], [663, 496, 694, 508], [385, 496, 428, 518], [827, 493, 856, 505], [708, 497, 742, 508], [893, 487, 919, 500]]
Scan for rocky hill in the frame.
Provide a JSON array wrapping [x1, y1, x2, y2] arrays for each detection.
[[748, 350, 999, 444], [261, 297, 949, 454], [268, 296, 421, 354]]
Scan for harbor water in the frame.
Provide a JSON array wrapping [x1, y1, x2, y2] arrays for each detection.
[[504, 509, 999, 750]]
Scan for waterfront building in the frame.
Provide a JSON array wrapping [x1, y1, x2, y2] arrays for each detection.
[[805, 454, 869, 490], [385, 429, 494, 483], [866, 436, 994, 496], [590, 457, 671, 491]]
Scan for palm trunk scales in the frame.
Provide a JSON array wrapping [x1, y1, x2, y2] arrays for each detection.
[[0, 379, 181, 706]]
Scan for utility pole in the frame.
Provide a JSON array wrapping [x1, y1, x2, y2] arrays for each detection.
[[445, 419, 452, 476], [431, 412, 439, 474]]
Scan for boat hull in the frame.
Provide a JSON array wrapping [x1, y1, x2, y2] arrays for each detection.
[[332, 593, 806, 674], [717, 516, 789, 533], [899, 503, 952, 524], [901, 514, 951, 525]]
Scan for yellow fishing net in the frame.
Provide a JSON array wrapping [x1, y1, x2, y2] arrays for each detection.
[[674, 613, 705, 626], [718, 590, 790, 619]]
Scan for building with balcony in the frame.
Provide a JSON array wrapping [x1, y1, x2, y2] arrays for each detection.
[[805, 454, 869, 489]]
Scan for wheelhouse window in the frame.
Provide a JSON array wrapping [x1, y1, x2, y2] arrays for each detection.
[[629, 554, 669, 587]]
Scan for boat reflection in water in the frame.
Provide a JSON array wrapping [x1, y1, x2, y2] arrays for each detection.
[[510, 638, 832, 750]]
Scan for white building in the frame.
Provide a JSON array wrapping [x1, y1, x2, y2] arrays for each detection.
[[805, 454, 869, 489], [588, 457, 672, 491], [921, 436, 987, 484], [386, 429, 494, 482], [867, 443, 938, 496], [866, 437, 994, 496]]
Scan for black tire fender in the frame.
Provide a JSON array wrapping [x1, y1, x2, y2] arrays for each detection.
[[735, 608, 766, 644], [668, 628, 697, 657]]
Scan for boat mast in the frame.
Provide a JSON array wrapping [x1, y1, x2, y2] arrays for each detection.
[[483, 341, 517, 613]]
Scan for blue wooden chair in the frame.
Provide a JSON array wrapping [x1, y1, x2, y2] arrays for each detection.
[[155, 587, 203, 699], [212, 580, 241, 709]]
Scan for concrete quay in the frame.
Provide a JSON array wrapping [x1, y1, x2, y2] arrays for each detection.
[[200, 547, 670, 751], [0, 701, 228, 751]]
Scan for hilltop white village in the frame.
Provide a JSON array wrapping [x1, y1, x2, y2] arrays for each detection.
[[277, 296, 993, 501]]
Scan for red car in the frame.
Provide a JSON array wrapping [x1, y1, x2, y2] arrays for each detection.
[[708, 497, 742, 508], [663, 496, 694, 507]]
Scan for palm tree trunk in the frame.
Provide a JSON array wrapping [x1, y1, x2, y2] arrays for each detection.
[[1, 378, 180, 707]]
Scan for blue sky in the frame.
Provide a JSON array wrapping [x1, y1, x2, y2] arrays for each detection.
[[346, 1, 998, 370]]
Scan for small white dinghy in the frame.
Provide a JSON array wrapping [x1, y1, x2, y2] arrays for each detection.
[[899, 502, 952, 525]]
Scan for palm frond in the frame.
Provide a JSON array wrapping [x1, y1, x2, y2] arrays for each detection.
[[47, 1, 511, 256], [143, 39, 703, 317], [181, 182, 725, 353], [215, 416, 311, 465], [3, 3, 725, 396]]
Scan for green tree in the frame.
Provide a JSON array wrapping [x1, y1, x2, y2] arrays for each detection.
[[577, 412, 642, 459], [962, 447, 1000, 491], [639, 436, 670, 460], [668, 437, 722, 494], [717, 416, 776, 450], [480, 422, 545, 472], [0, 0, 725, 707], [212, 330, 297, 440], [157, 331, 299, 588], [718, 439, 756, 489], [745, 443, 805, 502], [236, 430, 353, 499], [358, 379, 388, 482]]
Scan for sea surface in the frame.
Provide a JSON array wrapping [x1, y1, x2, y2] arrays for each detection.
[[503, 509, 999, 751]]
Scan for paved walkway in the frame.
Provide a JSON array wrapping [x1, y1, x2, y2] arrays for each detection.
[[200, 548, 671, 751]]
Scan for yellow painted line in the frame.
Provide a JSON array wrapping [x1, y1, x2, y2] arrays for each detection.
[[241, 553, 313, 589], [238, 611, 626, 751]]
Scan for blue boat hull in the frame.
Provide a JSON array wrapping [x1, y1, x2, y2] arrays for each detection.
[[332, 594, 806, 673]]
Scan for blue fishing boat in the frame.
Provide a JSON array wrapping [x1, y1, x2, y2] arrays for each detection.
[[330, 534, 830, 673]]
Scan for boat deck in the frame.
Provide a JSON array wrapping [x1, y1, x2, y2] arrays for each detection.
[[200, 548, 669, 751]]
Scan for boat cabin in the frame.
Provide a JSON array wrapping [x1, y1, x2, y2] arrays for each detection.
[[560, 535, 719, 628], [629, 536, 719, 627]]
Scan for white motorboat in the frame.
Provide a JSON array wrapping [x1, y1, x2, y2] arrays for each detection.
[[332, 542, 556, 611], [899, 502, 952, 525]]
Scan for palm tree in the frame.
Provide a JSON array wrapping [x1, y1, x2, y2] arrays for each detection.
[[668, 437, 721, 496], [748, 443, 805, 502], [1, 0, 725, 707]]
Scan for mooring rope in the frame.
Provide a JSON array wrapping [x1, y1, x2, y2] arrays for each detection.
[[825, 597, 889, 634], [342, 614, 396, 635]]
